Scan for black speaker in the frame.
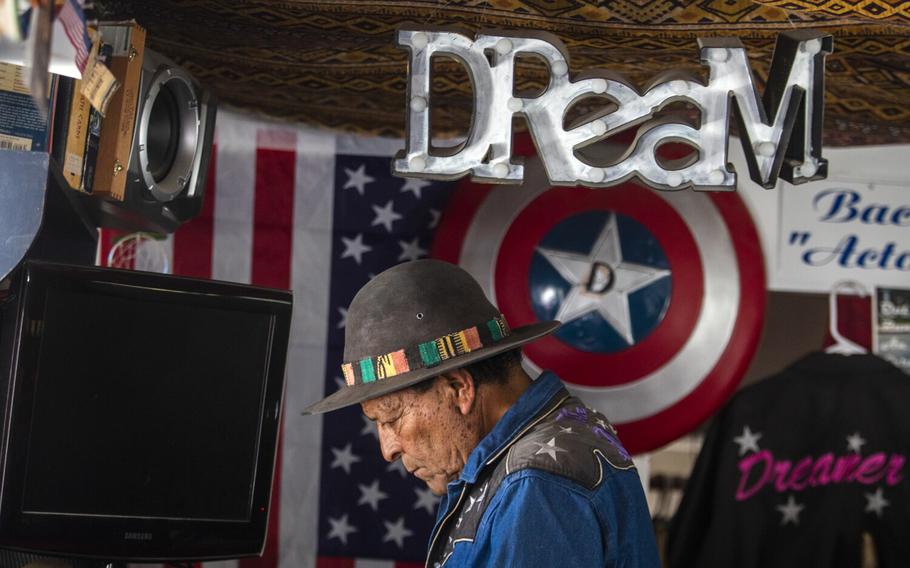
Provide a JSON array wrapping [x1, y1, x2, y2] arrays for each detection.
[[87, 48, 216, 233]]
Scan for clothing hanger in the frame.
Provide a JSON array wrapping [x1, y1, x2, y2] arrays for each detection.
[[825, 280, 868, 356]]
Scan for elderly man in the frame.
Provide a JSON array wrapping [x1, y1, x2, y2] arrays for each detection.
[[304, 259, 659, 567]]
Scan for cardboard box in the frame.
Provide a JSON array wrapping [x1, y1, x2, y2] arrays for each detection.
[[90, 22, 146, 201]]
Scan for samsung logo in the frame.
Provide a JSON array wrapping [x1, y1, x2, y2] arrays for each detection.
[[124, 531, 153, 541]]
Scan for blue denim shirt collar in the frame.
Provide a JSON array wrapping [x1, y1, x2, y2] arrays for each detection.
[[457, 371, 567, 484]]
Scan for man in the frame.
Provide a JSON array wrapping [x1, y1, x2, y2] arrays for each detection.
[[304, 259, 659, 567]]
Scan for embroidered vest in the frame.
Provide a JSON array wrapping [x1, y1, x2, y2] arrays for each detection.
[[427, 390, 635, 567]]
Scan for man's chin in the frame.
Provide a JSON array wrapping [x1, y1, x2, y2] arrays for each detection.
[[423, 473, 459, 496], [410, 467, 457, 495]]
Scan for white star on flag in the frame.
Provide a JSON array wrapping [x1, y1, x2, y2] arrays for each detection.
[[865, 488, 889, 518], [357, 479, 389, 512], [330, 443, 361, 474], [536, 213, 669, 345], [401, 178, 432, 199], [336, 306, 348, 329], [413, 486, 441, 515], [360, 414, 378, 439], [397, 237, 427, 262], [371, 200, 403, 232], [387, 459, 408, 478], [340, 234, 371, 264], [733, 425, 762, 456], [343, 164, 375, 195], [532, 437, 567, 461], [428, 209, 441, 229], [383, 516, 414, 548], [326, 514, 358, 545], [846, 432, 866, 454], [776, 495, 804, 526]]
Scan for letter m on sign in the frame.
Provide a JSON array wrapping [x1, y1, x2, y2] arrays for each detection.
[[700, 31, 833, 189]]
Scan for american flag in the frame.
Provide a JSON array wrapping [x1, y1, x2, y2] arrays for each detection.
[[56, 0, 91, 74], [101, 109, 456, 568]]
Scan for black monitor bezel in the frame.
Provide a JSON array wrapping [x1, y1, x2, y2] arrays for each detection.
[[0, 261, 292, 561]]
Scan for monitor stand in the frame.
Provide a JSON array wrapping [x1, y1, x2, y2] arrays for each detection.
[[0, 550, 196, 568], [0, 552, 119, 568]]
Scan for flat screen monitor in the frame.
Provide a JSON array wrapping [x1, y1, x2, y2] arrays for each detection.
[[0, 261, 292, 561]]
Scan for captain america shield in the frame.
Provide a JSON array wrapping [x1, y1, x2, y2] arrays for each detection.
[[432, 157, 765, 454]]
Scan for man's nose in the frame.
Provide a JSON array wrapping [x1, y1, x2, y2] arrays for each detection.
[[378, 426, 402, 463]]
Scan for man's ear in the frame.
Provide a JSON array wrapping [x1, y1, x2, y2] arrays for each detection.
[[440, 368, 476, 416]]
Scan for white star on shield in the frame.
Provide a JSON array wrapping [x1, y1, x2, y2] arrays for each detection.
[[536, 213, 669, 345]]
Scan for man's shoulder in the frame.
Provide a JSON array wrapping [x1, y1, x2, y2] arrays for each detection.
[[503, 397, 636, 491]]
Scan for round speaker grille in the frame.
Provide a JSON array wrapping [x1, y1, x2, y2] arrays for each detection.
[[138, 65, 201, 202], [147, 84, 180, 183]]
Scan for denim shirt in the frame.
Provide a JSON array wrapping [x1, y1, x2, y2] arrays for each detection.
[[426, 372, 660, 567]]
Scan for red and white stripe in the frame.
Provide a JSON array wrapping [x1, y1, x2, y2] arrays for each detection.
[[111, 110, 417, 568]]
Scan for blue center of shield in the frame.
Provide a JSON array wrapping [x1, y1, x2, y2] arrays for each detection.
[[529, 210, 672, 354]]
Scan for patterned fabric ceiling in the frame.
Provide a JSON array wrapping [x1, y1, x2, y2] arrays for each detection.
[[96, 0, 910, 145]]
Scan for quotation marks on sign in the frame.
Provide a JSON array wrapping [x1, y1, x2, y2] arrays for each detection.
[[786, 189, 910, 272]]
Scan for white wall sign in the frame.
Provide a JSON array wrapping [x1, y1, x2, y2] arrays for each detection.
[[776, 180, 910, 291], [394, 29, 832, 192]]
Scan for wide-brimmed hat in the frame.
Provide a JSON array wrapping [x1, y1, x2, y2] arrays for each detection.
[[302, 259, 560, 414]]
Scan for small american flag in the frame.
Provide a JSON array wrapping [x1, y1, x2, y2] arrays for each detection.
[[103, 108, 457, 568], [57, 0, 91, 74]]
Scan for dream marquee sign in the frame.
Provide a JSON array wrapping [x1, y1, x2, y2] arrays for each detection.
[[393, 29, 832, 191]]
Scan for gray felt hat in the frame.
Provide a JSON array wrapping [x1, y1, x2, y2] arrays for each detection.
[[302, 259, 560, 414]]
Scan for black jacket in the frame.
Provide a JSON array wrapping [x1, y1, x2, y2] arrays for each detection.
[[668, 353, 910, 568]]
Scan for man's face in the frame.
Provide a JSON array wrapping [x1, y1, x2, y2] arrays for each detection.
[[361, 377, 477, 495]]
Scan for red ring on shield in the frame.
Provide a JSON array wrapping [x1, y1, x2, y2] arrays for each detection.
[[494, 184, 704, 387], [621, 192, 765, 454]]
